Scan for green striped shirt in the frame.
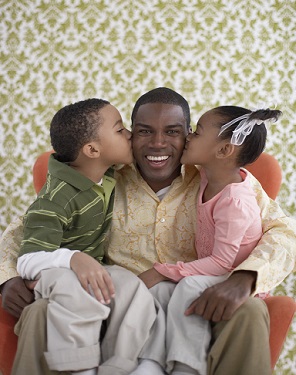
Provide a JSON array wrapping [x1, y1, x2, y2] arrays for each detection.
[[19, 154, 116, 263]]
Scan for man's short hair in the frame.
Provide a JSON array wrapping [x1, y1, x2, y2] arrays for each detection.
[[131, 87, 191, 130]]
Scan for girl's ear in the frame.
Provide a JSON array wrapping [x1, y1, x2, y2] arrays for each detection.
[[216, 142, 235, 159], [82, 142, 101, 159]]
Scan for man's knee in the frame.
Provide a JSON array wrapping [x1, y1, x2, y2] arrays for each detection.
[[236, 297, 269, 323], [15, 299, 48, 336]]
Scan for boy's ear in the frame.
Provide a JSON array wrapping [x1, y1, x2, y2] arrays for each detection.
[[82, 142, 101, 158], [216, 142, 235, 159]]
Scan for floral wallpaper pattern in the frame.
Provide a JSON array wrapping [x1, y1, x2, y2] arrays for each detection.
[[0, 1, 295, 373]]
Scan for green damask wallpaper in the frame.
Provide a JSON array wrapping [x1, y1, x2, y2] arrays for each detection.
[[1, 1, 295, 373]]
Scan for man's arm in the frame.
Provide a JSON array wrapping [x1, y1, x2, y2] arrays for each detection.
[[0, 217, 24, 285], [234, 176, 296, 294], [0, 217, 35, 317]]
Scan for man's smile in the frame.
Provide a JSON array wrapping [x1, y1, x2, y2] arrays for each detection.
[[146, 155, 169, 162]]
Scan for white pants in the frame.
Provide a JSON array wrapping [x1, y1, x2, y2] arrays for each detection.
[[34, 266, 165, 374], [164, 275, 227, 375]]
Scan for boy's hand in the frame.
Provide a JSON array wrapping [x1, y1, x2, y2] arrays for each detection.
[[70, 252, 115, 304]]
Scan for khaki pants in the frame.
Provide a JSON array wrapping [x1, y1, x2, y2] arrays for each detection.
[[12, 265, 165, 375]]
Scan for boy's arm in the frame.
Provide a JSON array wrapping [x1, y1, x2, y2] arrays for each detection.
[[17, 249, 79, 279]]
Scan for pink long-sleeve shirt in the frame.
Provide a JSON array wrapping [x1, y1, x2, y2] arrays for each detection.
[[154, 168, 262, 282]]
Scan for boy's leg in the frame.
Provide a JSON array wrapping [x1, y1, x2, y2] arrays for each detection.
[[35, 268, 110, 372], [12, 298, 70, 375], [208, 297, 271, 375], [100, 265, 165, 375], [166, 275, 227, 375]]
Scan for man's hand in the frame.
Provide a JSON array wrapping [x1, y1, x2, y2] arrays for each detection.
[[70, 252, 115, 304], [185, 271, 257, 322], [0, 276, 36, 318], [138, 268, 169, 289]]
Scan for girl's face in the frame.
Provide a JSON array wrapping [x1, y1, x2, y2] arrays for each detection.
[[181, 109, 225, 166]]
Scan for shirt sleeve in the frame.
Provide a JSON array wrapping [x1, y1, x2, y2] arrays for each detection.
[[154, 195, 260, 282], [232, 174, 296, 295], [19, 198, 68, 257], [17, 248, 79, 280], [0, 216, 24, 285]]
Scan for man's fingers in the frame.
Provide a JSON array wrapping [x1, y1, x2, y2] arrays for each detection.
[[24, 279, 38, 291], [184, 300, 198, 315], [184, 297, 207, 317]]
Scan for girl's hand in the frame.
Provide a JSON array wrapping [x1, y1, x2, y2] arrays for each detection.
[[138, 268, 169, 289], [70, 252, 115, 304]]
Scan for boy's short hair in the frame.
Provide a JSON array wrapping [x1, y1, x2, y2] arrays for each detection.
[[50, 98, 110, 162], [131, 87, 191, 131]]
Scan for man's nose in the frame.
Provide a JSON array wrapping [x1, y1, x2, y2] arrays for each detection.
[[149, 132, 166, 147]]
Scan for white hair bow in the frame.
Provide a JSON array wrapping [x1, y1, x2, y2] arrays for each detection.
[[218, 114, 267, 146]]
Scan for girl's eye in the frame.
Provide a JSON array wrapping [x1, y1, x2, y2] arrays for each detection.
[[117, 128, 124, 133]]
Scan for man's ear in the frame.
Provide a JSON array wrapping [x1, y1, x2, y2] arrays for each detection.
[[216, 142, 235, 159], [82, 142, 101, 158]]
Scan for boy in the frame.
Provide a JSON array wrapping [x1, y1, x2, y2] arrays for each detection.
[[16, 98, 165, 375]]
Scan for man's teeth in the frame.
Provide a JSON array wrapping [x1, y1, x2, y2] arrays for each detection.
[[147, 156, 169, 161]]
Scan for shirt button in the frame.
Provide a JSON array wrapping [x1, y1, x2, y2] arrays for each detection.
[[160, 218, 165, 223]]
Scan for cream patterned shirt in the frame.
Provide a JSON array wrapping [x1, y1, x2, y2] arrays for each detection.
[[106, 164, 296, 295], [0, 164, 295, 295]]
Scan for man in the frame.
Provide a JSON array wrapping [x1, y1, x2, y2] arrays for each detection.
[[0, 88, 295, 375]]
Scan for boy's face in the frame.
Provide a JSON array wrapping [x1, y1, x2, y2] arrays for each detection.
[[96, 104, 133, 166], [132, 103, 188, 192]]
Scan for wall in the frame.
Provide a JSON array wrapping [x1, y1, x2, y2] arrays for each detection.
[[1, 1, 295, 372]]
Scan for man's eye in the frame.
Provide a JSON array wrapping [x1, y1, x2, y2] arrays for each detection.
[[167, 130, 181, 135], [138, 129, 151, 134]]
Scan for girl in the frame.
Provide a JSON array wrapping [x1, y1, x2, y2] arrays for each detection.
[[154, 106, 282, 375]]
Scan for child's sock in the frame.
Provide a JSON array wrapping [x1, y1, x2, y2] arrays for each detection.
[[71, 368, 97, 375], [171, 361, 197, 374], [129, 359, 165, 375]]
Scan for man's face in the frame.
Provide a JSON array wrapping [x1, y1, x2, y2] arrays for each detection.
[[132, 103, 188, 192]]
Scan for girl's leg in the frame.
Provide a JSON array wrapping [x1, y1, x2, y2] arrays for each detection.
[[167, 275, 227, 375]]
